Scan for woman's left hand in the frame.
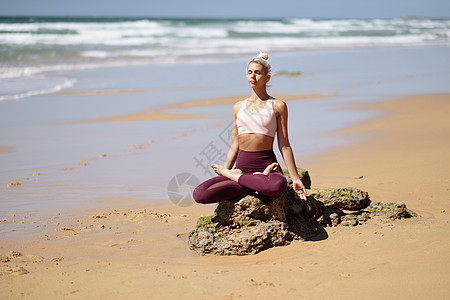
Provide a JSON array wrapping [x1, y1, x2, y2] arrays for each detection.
[[293, 179, 307, 201]]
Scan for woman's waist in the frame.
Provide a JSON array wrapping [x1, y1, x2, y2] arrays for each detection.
[[237, 148, 276, 157], [235, 148, 278, 173], [238, 134, 274, 152]]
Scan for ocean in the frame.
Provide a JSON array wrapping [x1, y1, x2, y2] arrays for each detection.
[[1, 16, 449, 101]]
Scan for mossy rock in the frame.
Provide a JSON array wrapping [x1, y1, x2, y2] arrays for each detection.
[[282, 167, 311, 189], [308, 187, 371, 211], [189, 192, 322, 256], [366, 201, 418, 219], [196, 213, 217, 228]]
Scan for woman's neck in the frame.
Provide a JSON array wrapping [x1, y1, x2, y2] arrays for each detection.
[[249, 88, 270, 101]]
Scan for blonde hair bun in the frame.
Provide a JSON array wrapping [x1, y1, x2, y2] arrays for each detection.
[[257, 52, 269, 60]]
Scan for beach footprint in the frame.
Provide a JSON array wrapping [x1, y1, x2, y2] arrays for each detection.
[[0, 266, 29, 275]]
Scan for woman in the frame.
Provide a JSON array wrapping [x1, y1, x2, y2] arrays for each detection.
[[193, 53, 307, 204]]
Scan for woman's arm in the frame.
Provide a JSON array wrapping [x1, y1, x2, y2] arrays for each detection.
[[275, 100, 307, 201], [223, 101, 241, 169]]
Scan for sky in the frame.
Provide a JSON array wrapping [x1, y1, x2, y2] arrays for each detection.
[[0, 0, 449, 19]]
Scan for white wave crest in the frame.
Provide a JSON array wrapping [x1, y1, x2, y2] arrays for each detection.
[[0, 78, 76, 101]]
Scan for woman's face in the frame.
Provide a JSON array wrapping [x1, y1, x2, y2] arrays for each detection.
[[247, 62, 270, 89]]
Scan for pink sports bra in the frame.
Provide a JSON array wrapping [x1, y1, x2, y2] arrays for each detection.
[[236, 98, 277, 137]]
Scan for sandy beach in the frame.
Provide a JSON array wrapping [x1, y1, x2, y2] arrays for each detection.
[[1, 91, 449, 299]]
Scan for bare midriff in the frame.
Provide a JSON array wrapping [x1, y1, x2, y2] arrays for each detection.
[[238, 134, 274, 151]]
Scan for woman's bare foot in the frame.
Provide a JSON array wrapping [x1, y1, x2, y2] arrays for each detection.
[[254, 163, 279, 175], [211, 164, 243, 182]]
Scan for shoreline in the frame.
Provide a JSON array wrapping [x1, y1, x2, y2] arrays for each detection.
[[1, 92, 449, 299]]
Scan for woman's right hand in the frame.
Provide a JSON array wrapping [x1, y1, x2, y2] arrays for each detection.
[[293, 179, 307, 201]]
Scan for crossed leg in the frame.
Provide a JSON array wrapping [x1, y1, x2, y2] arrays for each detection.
[[193, 163, 287, 204], [192, 175, 250, 204]]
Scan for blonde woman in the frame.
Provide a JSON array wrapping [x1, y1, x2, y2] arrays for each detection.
[[193, 53, 307, 204]]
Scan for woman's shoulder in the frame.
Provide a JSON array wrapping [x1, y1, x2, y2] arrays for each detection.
[[271, 97, 287, 112], [232, 99, 245, 111]]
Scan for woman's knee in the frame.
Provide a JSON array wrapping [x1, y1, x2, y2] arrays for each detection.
[[262, 175, 287, 197], [192, 186, 207, 204], [192, 177, 222, 204]]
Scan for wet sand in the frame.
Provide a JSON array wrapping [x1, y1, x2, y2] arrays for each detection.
[[71, 93, 329, 124], [1, 93, 449, 299], [72, 111, 206, 124], [0, 145, 15, 155], [156, 93, 329, 110]]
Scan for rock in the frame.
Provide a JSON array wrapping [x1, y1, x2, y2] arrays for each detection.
[[340, 215, 358, 226], [366, 201, 418, 219], [189, 171, 417, 256], [317, 205, 343, 227], [308, 187, 371, 211], [189, 219, 293, 256], [282, 167, 311, 189], [339, 213, 370, 226], [316, 199, 416, 228], [196, 214, 217, 228], [189, 192, 323, 256], [329, 213, 340, 226]]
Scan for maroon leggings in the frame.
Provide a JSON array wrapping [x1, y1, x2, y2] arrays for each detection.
[[193, 149, 287, 204]]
